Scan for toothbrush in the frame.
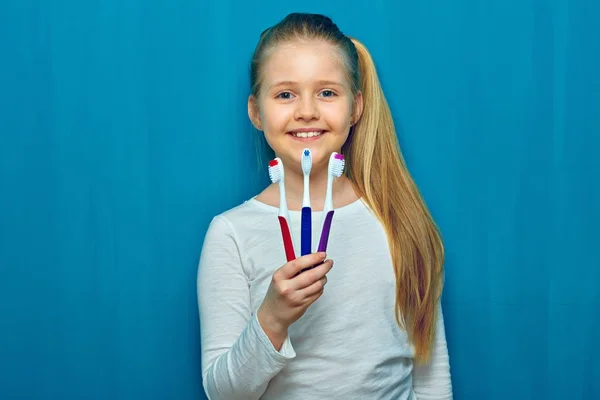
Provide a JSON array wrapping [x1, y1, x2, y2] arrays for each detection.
[[268, 158, 296, 262], [300, 149, 313, 256], [316, 152, 345, 252]]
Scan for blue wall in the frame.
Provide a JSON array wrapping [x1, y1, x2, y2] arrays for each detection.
[[1, 1, 598, 399]]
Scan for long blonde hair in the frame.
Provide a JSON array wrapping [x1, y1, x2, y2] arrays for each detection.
[[250, 13, 444, 362]]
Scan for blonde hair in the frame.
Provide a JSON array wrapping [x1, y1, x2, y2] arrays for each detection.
[[250, 13, 444, 362]]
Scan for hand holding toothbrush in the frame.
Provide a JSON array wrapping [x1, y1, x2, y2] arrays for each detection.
[[256, 252, 334, 351]]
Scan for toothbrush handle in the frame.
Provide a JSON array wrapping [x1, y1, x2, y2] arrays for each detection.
[[317, 211, 335, 252], [301, 207, 311, 256], [278, 216, 296, 262]]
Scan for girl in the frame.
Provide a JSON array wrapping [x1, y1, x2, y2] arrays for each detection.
[[197, 12, 452, 400]]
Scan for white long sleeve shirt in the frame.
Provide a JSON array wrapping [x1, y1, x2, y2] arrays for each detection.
[[197, 197, 452, 399]]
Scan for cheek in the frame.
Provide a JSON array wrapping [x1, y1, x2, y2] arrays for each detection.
[[324, 102, 353, 128], [261, 102, 292, 129]]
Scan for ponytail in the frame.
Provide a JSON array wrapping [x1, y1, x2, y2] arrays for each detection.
[[343, 38, 445, 363]]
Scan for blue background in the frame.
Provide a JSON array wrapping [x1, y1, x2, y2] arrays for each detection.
[[1, 1, 599, 399]]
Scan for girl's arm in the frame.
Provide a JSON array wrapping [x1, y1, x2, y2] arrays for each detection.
[[197, 216, 296, 400], [411, 302, 453, 399]]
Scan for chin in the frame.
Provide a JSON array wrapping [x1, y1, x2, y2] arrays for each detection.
[[289, 148, 341, 170]]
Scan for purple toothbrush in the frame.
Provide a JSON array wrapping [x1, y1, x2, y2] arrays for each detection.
[[316, 153, 345, 252]]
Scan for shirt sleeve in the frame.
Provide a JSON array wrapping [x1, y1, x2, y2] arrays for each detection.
[[197, 216, 296, 400], [411, 302, 453, 399]]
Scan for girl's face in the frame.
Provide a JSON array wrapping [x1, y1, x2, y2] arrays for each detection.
[[249, 39, 363, 174]]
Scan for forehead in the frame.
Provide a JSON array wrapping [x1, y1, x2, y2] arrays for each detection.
[[261, 40, 348, 88]]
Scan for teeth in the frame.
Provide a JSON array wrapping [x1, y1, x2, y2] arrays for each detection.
[[292, 131, 323, 138]]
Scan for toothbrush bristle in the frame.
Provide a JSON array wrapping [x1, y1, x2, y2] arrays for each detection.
[[268, 158, 283, 183], [301, 148, 312, 175], [330, 153, 345, 177]]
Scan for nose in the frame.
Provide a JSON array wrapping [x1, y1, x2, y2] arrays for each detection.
[[293, 95, 320, 121]]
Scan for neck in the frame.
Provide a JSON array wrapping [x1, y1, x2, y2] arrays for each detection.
[[282, 167, 349, 212]]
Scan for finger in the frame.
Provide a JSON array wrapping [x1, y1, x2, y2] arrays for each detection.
[[274, 265, 327, 305], [281, 276, 325, 307], [279, 252, 327, 279], [301, 284, 325, 306], [291, 259, 333, 290], [297, 276, 327, 299]]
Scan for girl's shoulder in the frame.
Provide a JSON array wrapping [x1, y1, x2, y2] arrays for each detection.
[[209, 187, 279, 235], [253, 183, 279, 209]]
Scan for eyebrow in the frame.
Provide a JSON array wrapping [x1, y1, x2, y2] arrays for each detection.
[[268, 80, 345, 90]]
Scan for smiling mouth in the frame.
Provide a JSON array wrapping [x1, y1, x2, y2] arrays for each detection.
[[289, 131, 325, 138]]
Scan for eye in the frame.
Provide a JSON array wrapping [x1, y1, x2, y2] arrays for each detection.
[[320, 90, 336, 98], [276, 91, 294, 100]]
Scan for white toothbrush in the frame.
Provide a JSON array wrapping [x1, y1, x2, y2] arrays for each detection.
[[316, 152, 345, 252], [300, 149, 313, 256], [268, 158, 296, 262]]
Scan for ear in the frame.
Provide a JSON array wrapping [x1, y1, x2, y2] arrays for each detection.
[[248, 95, 262, 131], [351, 91, 364, 125]]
